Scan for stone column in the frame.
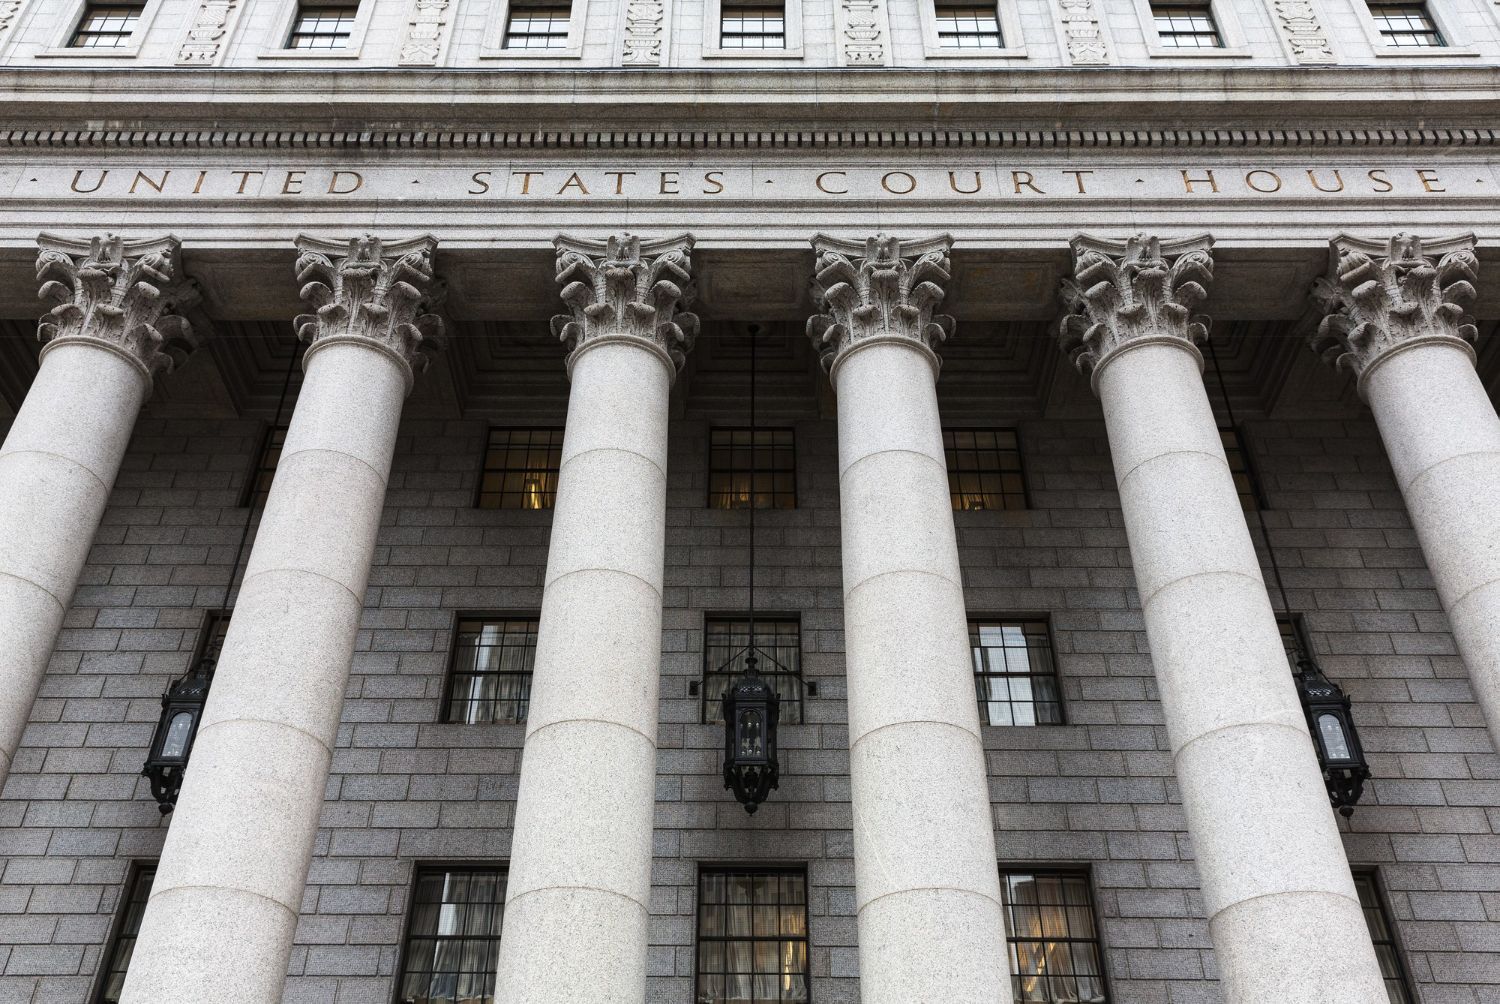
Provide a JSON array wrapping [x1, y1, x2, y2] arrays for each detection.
[[808, 235, 1013, 1004], [0, 234, 199, 792], [122, 235, 443, 1003], [1312, 233, 1500, 754], [495, 234, 696, 1003], [1058, 234, 1387, 1003]]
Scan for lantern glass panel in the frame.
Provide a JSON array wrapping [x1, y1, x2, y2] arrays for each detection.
[[1318, 712, 1351, 760], [738, 709, 764, 757], [160, 711, 194, 760]]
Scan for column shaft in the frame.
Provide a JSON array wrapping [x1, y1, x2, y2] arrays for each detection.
[[1097, 341, 1385, 1003], [835, 341, 1011, 1003], [495, 341, 670, 1002]]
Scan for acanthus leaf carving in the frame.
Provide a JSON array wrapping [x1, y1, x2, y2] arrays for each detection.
[[399, 0, 452, 66], [551, 233, 699, 376], [293, 234, 446, 393], [807, 233, 955, 375], [34, 233, 202, 379], [1310, 232, 1479, 383], [1056, 233, 1215, 385]]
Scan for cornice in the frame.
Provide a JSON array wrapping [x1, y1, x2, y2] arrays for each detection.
[[0, 66, 1498, 150]]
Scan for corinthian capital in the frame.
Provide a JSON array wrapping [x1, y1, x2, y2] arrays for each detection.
[[35, 233, 201, 381], [293, 234, 445, 394], [1311, 233, 1479, 385], [806, 233, 954, 377], [551, 233, 698, 377], [1057, 233, 1215, 390]]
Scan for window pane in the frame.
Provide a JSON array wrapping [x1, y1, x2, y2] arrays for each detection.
[[970, 619, 1063, 727], [708, 428, 796, 509], [703, 618, 803, 724], [288, 3, 360, 49], [1354, 873, 1416, 1004], [398, 866, 507, 1004], [721, 3, 786, 48], [98, 865, 156, 1003], [698, 869, 810, 1003], [1001, 870, 1109, 1004], [70, 3, 145, 48], [477, 428, 564, 510], [504, 2, 573, 48], [935, 1, 1004, 47], [445, 617, 539, 724], [1368, 2, 1444, 45], [1150, 2, 1223, 47], [944, 428, 1028, 511]]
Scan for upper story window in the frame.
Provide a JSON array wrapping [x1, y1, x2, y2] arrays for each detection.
[[242, 425, 288, 509], [1353, 872, 1415, 1004], [503, 0, 572, 47], [1150, 1, 1223, 47], [1220, 426, 1261, 512], [696, 867, 810, 1003], [944, 428, 1027, 511], [708, 428, 796, 509], [720, 2, 786, 48], [1000, 869, 1109, 1004], [1368, 1, 1445, 46], [934, 0, 1004, 48], [970, 619, 1063, 726], [477, 428, 564, 510], [96, 863, 155, 1002], [70, 2, 145, 48], [1275, 614, 1309, 671], [288, 1, 359, 49], [702, 616, 804, 725], [444, 616, 538, 725], [397, 865, 507, 1004]]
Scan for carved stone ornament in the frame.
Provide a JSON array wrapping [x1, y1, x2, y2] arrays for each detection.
[[34, 233, 202, 381], [399, 0, 452, 66], [621, 0, 665, 65], [0, 0, 24, 43], [176, 1, 242, 65], [1269, 0, 1335, 63], [838, 0, 890, 67], [1057, 233, 1215, 390], [1311, 232, 1479, 387], [1056, 0, 1111, 65], [551, 233, 699, 377], [293, 234, 445, 393], [807, 233, 955, 377]]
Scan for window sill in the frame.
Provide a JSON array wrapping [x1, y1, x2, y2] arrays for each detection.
[[35, 46, 143, 58], [1144, 44, 1252, 57], [257, 47, 365, 60], [702, 46, 806, 59], [923, 45, 1030, 58], [1369, 45, 1479, 57], [478, 46, 584, 59]]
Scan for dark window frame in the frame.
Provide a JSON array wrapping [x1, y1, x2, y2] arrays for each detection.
[[719, 1, 788, 48], [933, 0, 1004, 48], [701, 613, 805, 726], [91, 860, 156, 1004], [69, 2, 146, 49], [440, 612, 540, 725], [1353, 868, 1417, 1004], [475, 426, 566, 511], [194, 609, 232, 665], [287, 0, 361, 49], [1275, 612, 1313, 672], [1367, 0, 1446, 46], [998, 865, 1112, 1004], [707, 427, 798, 510], [1150, 0, 1224, 47], [502, 0, 573, 48], [240, 423, 289, 509], [392, 861, 509, 1004], [969, 615, 1065, 727], [943, 427, 1030, 512], [693, 863, 813, 1004]]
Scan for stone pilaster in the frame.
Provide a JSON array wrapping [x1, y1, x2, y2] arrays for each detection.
[[122, 235, 443, 1004], [1059, 234, 1387, 1004], [496, 233, 695, 1003], [810, 233, 1013, 1004], [0, 234, 199, 794], [1311, 232, 1500, 757]]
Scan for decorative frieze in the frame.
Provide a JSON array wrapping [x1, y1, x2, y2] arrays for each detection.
[[1056, 0, 1111, 65], [176, 1, 243, 66], [399, 0, 452, 66], [621, 0, 666, 65], [0, 0, 24, 41], [1269, 0, 1335, 64], [1311, 232, 1479, 380], [34, 233, 201, 378], [1057, 233, 1215, 383], [837, 0, 890, 67], [807, 233, 955, 375], [292, 234, 445, 390], [552, 233, 698, 374]]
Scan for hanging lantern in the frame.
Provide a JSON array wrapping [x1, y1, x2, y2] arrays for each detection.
[[142, 656, 215, 814], [722, 656, 781, 813], [1294, 656, 1370, 816]]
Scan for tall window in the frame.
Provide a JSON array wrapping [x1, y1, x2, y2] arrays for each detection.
[[444, 617, 538, 724], [970, 619, 1063, 726], [1000, 869, 1109, 1004], [1368, 1, 1445, 46], [242, 425, 288, 508], [199, 611, 231, 663], [1354, 872, 1416, 1004], [702, 617, 803, 725], [708, 428, 796, 509], [935, 0, 1004, 47], [477, 428, 564, 510], [397, 865, 507, 1004], [287, 1, 359, 49], [70, 3, 145, 48], [1219, 426, 1261, 512], [1275, 614, 1310, 671], [503, 0, 572, 47], [1150, 1, 1223, 47], [95, 864, 155, 1003], [944, 428, 1027, 511], [720, 2, 786, 48], [696, 868, 810, 1003]]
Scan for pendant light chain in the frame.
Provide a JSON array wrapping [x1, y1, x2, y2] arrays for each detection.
[[747, 326, 758, 674]]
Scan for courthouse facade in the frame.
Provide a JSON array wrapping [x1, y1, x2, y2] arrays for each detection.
[[2, 1, 1500, 1003]]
